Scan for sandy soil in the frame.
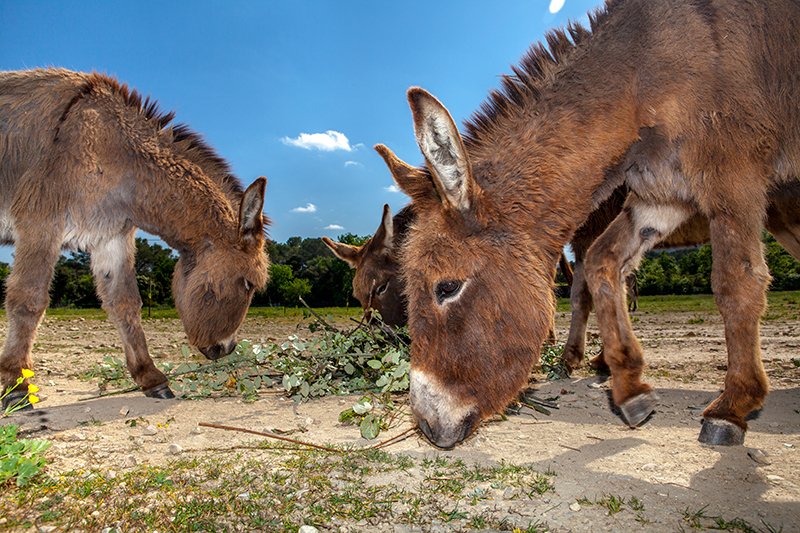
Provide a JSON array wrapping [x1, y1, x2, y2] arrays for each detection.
[[3, 306, 799, 532]]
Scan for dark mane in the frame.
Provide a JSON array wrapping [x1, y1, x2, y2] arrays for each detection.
[[86, 71, 244, 197], [462, 5, 610, 148]]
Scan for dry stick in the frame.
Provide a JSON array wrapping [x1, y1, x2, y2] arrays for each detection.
[[199, 422, 341, 453], [200, 421, 418, 454], [299, 296, 340, 333]]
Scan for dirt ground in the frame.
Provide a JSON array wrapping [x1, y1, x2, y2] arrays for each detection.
[[3, 305, 799, 532]]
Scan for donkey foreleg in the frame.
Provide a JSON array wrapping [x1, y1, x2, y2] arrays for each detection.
[[561, 251, 608, 372], [91, 236, 173, 399], [0, 239, 61, 409], [698, 214, 771, 446], [585, 201, 693, 427]]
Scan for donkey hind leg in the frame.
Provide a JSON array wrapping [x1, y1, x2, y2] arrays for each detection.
[[0, 240, 62, 410], [585, 201, 694, 428], [699, 215, 771, 446], [91, 234, 174, 399], [561, 251, 609, 373]]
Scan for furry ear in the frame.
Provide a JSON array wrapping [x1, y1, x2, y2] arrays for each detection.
[[407, 87, 474, 211], [373, 204, 394, 252], [239, 177, 266, 250], [374, 144, 433, 204], [322, 237, 360, 268]]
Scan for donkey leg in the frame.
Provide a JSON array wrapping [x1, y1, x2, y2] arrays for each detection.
[[91, 234, 173, 399], [561, 251, 608, 372], [0, 239, 61, 409], [698, 214, 771, 446], [585, 201, 693, 427]]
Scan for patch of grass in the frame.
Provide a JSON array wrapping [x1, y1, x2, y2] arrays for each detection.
[[681, 506, 783, 533], [0, 444, 559, 532]]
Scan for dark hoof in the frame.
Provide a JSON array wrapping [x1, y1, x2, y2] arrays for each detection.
[[143, 383, 175, 399], [698, 418, 745, 446], [2, 390, 34, 411], [619, 392, 656, 427]]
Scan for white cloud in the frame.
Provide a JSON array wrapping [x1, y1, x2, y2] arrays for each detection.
[[344, 161, 362, 167], [292, 203, 317, 213], [549, 0, 565, 14], [384, 184, 401, 193], [281, 130, 352, 151], [325, 224, 344, 230]]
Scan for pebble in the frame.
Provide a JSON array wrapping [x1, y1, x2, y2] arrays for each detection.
[[641, 463, 659, 471], [119, 406, 130, 416], [569, 502, 582, 512], [190, 426, 206, 435], [143, 425, 159, 436], [298, 527, 319, 533], [767, 475, 784, 484], [747, 449, 771, 465], [120, 455, 137, 469], [168, 443, 183, 455]]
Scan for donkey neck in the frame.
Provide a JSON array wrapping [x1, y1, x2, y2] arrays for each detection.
[[127, 157, 242, 257]]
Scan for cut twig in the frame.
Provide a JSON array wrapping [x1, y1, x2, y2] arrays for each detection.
[[368, 426, 419, 450], [199, 422, 341, 453], [299, 296, 339, 332], [559, 444, 582, 452]]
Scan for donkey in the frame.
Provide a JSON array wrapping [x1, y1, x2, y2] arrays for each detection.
[[563, 134, 800, 374], [0, 68, 270, 407], [386, 0, 800, 449], [322, 202, 415, 329]]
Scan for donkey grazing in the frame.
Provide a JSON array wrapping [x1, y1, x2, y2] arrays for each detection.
[[388, 0, 800, 449], [0, 69, 270, 406], [322, 202, 415, 329]]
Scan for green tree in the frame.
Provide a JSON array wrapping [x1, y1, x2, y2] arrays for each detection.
[[135, 238, 177, 307], [0, 262, 9, 304]]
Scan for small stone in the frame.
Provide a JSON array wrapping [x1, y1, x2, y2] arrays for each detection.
[[641, 463, 659, 471], [143, 425, 158, 436], [747, 449, 771, 465], [569, 502, 582, 512], [83, 406, 92, 413], [298, 526, 319, 533], [37, 527, 58, 533], [168, 444, 183, 455], [236, 492, 250, 500], [767, 475, 784, 484], [190, 426, 206, 435], [586, 392, 603, 400], [121, 455, 137, 468], [119, 406, 130, 416]]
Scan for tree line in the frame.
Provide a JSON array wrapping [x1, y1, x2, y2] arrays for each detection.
[[0, 232, 797, 309]]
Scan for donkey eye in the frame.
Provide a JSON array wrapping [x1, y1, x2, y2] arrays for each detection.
[[435, 280, 462, 304], [376, 283, 389, 296], [244, 279, 252, 292]]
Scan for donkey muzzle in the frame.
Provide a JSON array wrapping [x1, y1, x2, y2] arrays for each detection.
[[198, 335, 238, 360], [410, 369, 481, 449]]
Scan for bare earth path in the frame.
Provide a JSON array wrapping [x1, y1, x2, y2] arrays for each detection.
[[2, 303, 799, 532]]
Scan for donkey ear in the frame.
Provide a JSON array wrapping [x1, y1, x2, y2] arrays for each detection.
[[373, 204, 394, 252], [374, 144, 433, 204], [408, 87, 474, 211], [322, 237, 360, 268], [239, 177, 266, 248]]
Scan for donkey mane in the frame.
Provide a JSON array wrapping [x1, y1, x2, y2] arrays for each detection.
[[61, 70, 245, 200], [463, 6, 611, 149]]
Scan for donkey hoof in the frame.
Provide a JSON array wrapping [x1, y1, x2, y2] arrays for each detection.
[[1, 390, 34, 411], [619, 392, 656, 427], [698, 418, 745, 446], [143, 384, 175, 400]]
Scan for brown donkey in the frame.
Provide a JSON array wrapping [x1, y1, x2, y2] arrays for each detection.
[[322, 203, 415, 329], [386, 0, 800, 449], [0, 69, 270, 407], [563, 134, 800, 374]]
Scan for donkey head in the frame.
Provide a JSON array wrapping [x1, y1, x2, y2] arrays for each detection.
[[322, 203, 407, 328], [173, 177, 270, 360], [391, 89, 556, 449]]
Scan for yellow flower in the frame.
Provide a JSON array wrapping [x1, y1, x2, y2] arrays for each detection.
[[28, 384, 39, 393], [21, 368, 34, 379], [29, 395, 40, 405]]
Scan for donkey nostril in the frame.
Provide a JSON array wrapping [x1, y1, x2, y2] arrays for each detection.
[[417, 417, 433, 441]]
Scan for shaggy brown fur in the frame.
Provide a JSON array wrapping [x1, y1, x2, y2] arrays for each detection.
[[0, 68, 270, 404], [388, 0, 800, 449]]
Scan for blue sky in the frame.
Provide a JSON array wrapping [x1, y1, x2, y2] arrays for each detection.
[[0, 0, 602, 265]]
